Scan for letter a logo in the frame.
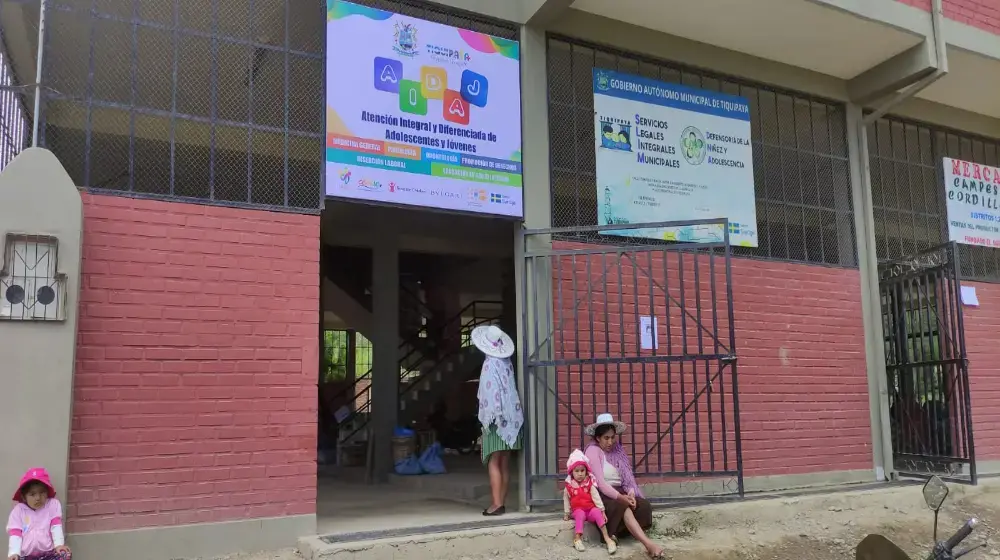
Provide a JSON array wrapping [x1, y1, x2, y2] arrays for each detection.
[[381, 65, 397, 84], [373, 57, 403, 93], [443, 89, 469, 125]]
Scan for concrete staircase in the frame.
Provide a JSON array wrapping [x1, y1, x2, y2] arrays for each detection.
[[398, 345, 482, 427]]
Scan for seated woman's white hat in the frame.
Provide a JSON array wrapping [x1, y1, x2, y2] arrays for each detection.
[[584, 413, 628, 436], [471, 324, 515, 358]]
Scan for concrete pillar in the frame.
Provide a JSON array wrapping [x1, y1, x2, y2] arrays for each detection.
[[500, 259, 516, 338], [0, 149, 82, 514], [371, 239, 400, 482], [847, 104, 894, 481], [515, 24, 557, 509], [427, 267, 462, 353]]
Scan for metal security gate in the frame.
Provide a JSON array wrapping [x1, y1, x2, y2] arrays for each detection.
[[879, 242, 976, 483], [519, 220, 743, 506]]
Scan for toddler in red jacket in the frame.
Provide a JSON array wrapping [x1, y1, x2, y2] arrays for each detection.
[[563, 449, 616, 554]]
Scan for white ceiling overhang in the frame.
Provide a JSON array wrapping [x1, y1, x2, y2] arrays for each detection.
[[566, 0, 1000, 120]]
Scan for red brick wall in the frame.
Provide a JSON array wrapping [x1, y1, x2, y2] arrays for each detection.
[[734, 260, 869, 476], [550, 241, 870, 480], [68, 193, 320, 533], [896, 0, 1000, 36], [961, 281, 1000, 461]]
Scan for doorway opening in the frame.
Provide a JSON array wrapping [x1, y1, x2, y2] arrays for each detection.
[[316, 201, 519, 536], [879, 242, 976, 483]]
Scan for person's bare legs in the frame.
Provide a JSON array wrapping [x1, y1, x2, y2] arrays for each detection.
[[486, 451, 506, 512], [498, 451, 511, 506], [621, 507, 663, 557]]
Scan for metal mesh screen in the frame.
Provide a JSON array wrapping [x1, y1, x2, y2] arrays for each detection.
[[20, 0, 514, 212], [33, 0, 325, 211], [0, 0, 38, 168], [547, 37, 858, 268], [868, 115, 1000, 282]]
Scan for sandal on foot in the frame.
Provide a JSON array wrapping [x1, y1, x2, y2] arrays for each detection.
[[574, 540, 586, 552], [607, 540, 618, 555], [482, 506, 505, 516]]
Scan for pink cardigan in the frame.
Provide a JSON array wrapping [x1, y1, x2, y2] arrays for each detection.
[[584, 445, 622, 501]]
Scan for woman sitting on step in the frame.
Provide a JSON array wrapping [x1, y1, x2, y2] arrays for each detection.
[[585, 413, 665, 559]]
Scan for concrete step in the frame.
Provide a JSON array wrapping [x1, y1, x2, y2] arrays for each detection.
[[298, 516, 600, 560], [386, 471, 520, 508], [298, 478, 941, 560]]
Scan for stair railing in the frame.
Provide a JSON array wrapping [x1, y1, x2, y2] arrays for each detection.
[[325, 287, 433, 408], [397, 301, 502, 401], [333, 300, 502, 445]]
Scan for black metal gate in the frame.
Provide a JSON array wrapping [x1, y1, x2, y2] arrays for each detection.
[[518, 220, 743, 506], [879, 242, 976, 483]]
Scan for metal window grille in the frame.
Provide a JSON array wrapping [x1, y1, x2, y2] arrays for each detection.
[[24, 0, 515, 212], [547, 37, 858, 268], [0, 3, 35, 169], [868, 115, 1000, 282], [32, 0, 327, 211]]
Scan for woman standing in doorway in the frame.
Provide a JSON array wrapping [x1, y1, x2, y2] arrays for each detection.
[[472, 325, 523, 516]]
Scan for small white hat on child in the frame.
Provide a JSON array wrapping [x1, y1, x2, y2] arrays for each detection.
[[565, 449, 592, 483]]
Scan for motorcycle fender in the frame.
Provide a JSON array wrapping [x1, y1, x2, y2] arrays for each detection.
[[856, 534, 912, 560]]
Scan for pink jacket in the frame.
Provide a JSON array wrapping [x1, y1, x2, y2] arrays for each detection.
[[585, 445, 623, 501]]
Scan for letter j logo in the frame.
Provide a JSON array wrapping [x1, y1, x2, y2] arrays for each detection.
[[460, 70, 488, 108]]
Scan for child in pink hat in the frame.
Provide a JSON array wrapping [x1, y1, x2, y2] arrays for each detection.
[[563, 449, 616, 554], [6, 468, 70, 560]]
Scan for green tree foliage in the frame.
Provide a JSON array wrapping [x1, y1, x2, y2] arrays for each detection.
[[323, 330, 373, 383]]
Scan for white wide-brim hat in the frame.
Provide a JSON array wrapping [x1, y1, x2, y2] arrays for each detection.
[[584, 413, 628, 436], [471, 325, 515, 358]]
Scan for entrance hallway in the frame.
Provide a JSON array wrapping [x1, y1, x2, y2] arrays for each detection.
[[318, 202, 520, 528], [316, 456, 531, 538]]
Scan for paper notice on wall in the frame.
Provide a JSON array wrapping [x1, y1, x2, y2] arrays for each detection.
[[961, 285, 980, 307], [640, 316, 658, 350]]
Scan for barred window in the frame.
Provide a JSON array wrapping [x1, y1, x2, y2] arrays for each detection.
[[868, 115, 1000, 282], [37, 0, 326, 211], [547, 37, 858, 268], [32, 0, 514, 212], [0, 30, 30, 170]]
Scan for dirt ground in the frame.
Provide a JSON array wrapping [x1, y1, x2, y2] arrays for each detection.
[[198, 480, 1000, 560]]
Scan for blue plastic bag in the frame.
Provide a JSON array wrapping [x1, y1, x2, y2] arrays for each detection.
[[418, 442, 447, 475], [394, 454, 422, 475], [394, 426, 415, 438]]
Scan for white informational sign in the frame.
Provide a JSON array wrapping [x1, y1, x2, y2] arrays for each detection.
[[325, 1, 523, 217], [960, 285, 980, 307], [944, 157, 1000, 248], [640, 316, 658, 350], [593, 69, 758, 246]]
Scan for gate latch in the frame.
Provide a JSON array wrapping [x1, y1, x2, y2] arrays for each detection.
[[720, 355, 738, 364]]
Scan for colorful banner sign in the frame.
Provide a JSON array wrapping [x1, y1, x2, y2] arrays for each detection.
[[325, 1, 523, 217], [593, 69, 758, 246], [944, 157, 1000, 248]]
